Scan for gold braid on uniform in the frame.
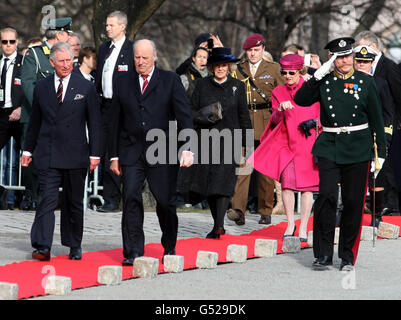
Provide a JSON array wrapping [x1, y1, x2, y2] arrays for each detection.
[[232, 71, 252, 105]]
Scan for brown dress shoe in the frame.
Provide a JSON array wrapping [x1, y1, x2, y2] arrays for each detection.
[[259, 215, 271, 225], [227, 209, 245, 225]]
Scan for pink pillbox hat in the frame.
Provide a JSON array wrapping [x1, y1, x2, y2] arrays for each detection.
[[279, 54, 304, 70]]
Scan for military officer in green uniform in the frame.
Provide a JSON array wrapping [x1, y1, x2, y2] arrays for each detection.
[[294, 37, 386, 271], [20, 17, 72, 210]]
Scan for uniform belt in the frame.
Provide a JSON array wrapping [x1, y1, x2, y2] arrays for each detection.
[[322, 123, 369, 134], [248, 102, 272, 112]]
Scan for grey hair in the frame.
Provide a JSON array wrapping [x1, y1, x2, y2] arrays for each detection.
[[354, 31, 383, 51], [49, 42, 74, 61], [107, 11, 128, 27], [133, 39, 157, 56]]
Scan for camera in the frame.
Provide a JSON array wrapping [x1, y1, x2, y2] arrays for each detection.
[[207, 38, 214, 49]]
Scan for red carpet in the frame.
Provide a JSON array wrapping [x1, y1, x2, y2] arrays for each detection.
[[1, 214, 400, 299]]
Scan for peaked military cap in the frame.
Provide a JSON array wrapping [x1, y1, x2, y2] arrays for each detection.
[[353, 45, 377, 61], [46, 17, 72, 32], [324, 37, 355, 56]]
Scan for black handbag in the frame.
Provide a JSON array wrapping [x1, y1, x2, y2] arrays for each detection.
[[193, 101, 223, 126]]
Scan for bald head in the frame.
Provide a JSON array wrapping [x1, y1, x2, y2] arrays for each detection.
[[134, 39, 157, 75]]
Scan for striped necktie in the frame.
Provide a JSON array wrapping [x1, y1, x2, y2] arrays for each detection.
[[57, 79, 63, 104], [141, 74, 149, 95]]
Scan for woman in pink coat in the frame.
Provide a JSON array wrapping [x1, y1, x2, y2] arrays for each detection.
[[249, 54, 320, 241]]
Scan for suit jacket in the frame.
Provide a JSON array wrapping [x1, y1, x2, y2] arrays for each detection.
[[95, 38, 134, 96], [375, 54, 401, 128], [109, 66, 193, 166], [24, 72, 102, 170], [1, 53, 25, 110]]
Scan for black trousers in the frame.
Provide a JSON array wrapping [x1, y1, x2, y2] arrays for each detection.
[[101, 99, 121, 205], [121, 154, 179, 258], [31, 167, 87, 249], [313, 157, 369, 264]]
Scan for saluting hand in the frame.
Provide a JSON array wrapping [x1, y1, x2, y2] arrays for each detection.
[[314, 53, 338, 81]]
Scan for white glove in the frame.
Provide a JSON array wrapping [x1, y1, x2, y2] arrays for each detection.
[[371, 158, 385, 178], [313, 53, 338, 81]]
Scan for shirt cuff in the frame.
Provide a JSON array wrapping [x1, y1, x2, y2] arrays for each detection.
[[22, 151, 32, 157], [90, 156, 100, 160], [110, 157, 119, 161]]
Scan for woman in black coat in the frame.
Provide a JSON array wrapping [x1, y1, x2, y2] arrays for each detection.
[[180, 47, 252, 238]]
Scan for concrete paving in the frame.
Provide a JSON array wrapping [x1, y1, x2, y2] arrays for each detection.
[[1, 208, 400, 301]]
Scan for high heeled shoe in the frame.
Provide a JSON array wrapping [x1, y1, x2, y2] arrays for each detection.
[[283, 225, 296, 238], [206, 227, 226, 239]]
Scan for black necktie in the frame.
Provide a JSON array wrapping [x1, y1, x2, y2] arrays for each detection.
[[0, 58, 9, 108], [103, 44, 115, 62]]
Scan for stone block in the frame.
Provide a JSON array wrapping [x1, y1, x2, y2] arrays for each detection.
[[98, 265, 123, 285], [226, 244, 248, 263], [361, 226, 377, 241], [133, 257, 159, 279], [163, 255, 184, 273], [196, 251, 218, 269], [45, 276, 71, 295], [0, 282, 18, 300], [282, 236, 300, 253], [307, 231, 313, 247], [254, 239, 277, 257], [378, 222, 400, 239]]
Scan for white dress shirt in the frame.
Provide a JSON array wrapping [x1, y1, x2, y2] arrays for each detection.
[[371, 51, 382, 75], [101, 36, 126, 99], [1, 51, 18, 109], [54, 73, 71, 103]]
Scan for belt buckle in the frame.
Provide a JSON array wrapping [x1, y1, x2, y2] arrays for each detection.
[[249, 103, 257, 112]]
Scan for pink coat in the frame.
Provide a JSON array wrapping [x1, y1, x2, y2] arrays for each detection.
[[248, 77, 320, 189]]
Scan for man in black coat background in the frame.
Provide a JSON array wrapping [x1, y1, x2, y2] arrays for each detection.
[[21, 42, 102, 261], [356, 31, 401, 215], [109, 39, 194, 266], [0, 28, 24, 208], [95, 11, 134, 212]]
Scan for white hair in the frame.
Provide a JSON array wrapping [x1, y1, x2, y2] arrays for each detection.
[[49, 42, 74, 61]]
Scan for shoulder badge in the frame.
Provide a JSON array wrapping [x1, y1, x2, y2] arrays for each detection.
[[42, 46, 50, 55]]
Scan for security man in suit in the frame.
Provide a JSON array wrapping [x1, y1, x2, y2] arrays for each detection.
[[109, 39, 194, 266], [95, 11, 134, 213], [227, 33, 285, 226], [20, 17, 72, 211], [355, 31, 401, 215], [354, 45, 396, 227], [294, 37, 386, 271], [0, 28, 24, 158], [21, 42, 102, 261]]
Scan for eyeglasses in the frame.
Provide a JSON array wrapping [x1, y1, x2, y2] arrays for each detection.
[[280, 70, 297, 76], [1, 40, 16, 45]]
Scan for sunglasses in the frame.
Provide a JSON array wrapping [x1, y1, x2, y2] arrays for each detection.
[[280, 70, 297, 76], [1, 40, 16, 45]]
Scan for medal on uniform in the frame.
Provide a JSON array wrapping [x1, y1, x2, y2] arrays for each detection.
[[344, 83, 349, 93]]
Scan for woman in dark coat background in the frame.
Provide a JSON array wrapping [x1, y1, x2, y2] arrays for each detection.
[[179, 47, 252, 239]]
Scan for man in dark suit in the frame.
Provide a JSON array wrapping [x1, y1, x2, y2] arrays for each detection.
[[95, 11, 134, 213], [356, 31, 401, 215], [21, 42, 102, 261], [110, 39, 194, 266], [0, 28, 24, 209]]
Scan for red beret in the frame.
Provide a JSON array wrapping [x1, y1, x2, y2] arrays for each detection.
[[280, 54, 304, 70], [243, 33, 265, 50]]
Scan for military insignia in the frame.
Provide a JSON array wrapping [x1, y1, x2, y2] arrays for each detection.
[[42, 46, 50, 55], [360, 47, 368, 55], [260, 75, 272, 79], [339, 40, 346, 48], [233, 86, 237, 95]]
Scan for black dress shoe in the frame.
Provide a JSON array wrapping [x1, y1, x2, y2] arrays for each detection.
[[20, 196, 32, 211], [97, 202, 120, 212], [69, 247, 82, 260], [259, 215, 271, 225], [312, 256, 333, 269], [32, 247, 51, 261], [122, 253, 141, 266], [340, 260, 354, 271]]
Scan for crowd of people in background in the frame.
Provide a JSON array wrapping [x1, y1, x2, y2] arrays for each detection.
[[1, 10, 401, 270]]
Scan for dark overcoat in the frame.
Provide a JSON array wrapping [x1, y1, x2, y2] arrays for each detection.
[[179, 75, 252, 202]]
